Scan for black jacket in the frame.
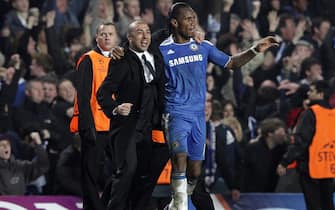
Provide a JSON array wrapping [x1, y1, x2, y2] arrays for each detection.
[[56, 145, 82, 196], [13, 98, 63, 150], [97, 49, 145, 120], [97, 47, 165, 167], [242, 137, 287, 192]]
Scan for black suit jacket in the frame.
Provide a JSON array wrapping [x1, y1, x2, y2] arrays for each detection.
[[97, 48, 165, 167], [97, 47, 165, 127], [97, 49, 144, 120]]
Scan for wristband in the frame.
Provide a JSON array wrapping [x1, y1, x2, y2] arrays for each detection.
[[250, 46, 260, 55]]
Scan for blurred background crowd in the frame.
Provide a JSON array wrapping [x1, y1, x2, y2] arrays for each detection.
[[0, 0, 335, 199]]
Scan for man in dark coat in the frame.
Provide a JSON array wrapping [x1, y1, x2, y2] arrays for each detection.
[[97, 20, 167, 210]]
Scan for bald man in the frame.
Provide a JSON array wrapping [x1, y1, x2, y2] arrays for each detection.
[[97, 20, 167, 210]]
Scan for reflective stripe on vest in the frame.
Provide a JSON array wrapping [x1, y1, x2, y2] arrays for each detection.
[[157, 160, 171, 184], [309, 105, 335, 178], [152, 130, 171, 184], [70, 50, 111, 132], [152, 130, 165, 143]]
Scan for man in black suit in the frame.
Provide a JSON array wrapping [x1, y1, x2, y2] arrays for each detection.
[[97, 20, 168, 210]]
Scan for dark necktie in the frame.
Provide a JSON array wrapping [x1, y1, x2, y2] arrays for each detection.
[[142, 54, 156, 79]]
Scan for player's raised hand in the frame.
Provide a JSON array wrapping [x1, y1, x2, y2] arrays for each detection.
[[254, 36, 280, 53]]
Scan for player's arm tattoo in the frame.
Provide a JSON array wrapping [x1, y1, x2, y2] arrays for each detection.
[[227, 49, 257, 69]]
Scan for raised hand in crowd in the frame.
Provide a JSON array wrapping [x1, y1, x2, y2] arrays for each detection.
[[141, 8, 154, 25], [241, 19, 260, 41], [223, 0, 234, 12], [45, 10, 56, 28], [251, 0, 261, 19], [27, 7, 39, 29], [278, 79, 300, 95], [268, 11, 279, 32], [116, 0, 125, 18], [29, 131, 42, 146], [293, 17, 308, 43]]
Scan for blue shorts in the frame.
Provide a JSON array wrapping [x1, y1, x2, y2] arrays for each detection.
[[166, 113, 206, 160]]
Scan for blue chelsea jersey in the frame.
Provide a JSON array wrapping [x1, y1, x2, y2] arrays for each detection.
[[159, 36, 231, 114]]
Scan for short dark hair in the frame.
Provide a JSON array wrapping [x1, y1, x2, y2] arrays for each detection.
[[168, 2, 191, 20], [32, 53, 53, 73], [311, 80, 330, 100], [278, 13, 295, 29], [0, 134, 10, 143], [301, 57, 321, 77], [311, 17, 330, 34], [260, 118, 286, 137], [168, 2, 193, 32], [40, 74, 58, 85]]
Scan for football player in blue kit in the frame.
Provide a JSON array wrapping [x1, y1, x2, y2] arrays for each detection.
[[159, 3, 279, 210]]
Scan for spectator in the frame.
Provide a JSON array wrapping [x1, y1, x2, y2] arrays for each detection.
[[300, 57, 323, 85], [41, 75, 58, 106], [83, 0, 115, 44], [12, 78, 63, 193], [242, 117, 287, 192], [311, 17, 331, 47], [281, 40, 314, 82], [115, 0, 141, 39], [0, 133, 49, 195], [44, 0, 89, 34], [274, 14, 296, 64], [203, 99, 241, 206], [52, 78, 75, 150], [0, 54, 23, 132], [4, 0, 39, 38], [151, 0, 173, 33]]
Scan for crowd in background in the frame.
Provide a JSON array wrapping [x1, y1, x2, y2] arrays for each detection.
[[0, 0, 335, 197]]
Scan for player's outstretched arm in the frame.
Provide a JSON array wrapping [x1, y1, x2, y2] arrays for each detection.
[[226, 36, 279, 69]]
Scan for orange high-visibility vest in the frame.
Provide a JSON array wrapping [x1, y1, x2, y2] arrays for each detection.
[[152, 130, 172, 184], [70, 50, 111, 133], [308, 105, 335, 178]]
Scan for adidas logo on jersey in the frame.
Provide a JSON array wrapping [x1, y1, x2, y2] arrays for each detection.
[[167, 49, 175, 55]]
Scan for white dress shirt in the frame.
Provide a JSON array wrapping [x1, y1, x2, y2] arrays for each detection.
[[130, 49, 155, 83]]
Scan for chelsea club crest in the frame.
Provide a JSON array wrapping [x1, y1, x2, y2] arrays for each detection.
[[190, 43, 198, 51]]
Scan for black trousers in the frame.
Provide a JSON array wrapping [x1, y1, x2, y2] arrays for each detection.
[[81, 131, 109, 210], [130, 141, 170, 210], [103, 122, 138, 210], [299, 173, 334, 210]]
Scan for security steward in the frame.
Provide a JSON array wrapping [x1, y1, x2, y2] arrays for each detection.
[[70, 22, 122, 210], [277, 80, 335, 210]]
